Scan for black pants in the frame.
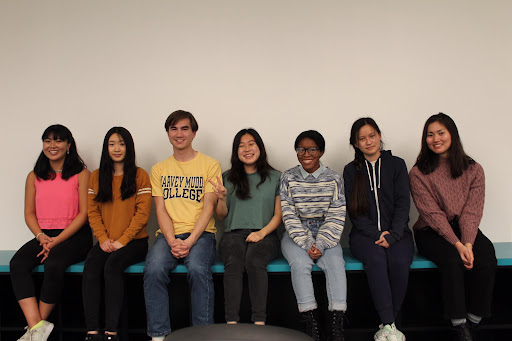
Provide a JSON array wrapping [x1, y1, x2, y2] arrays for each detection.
[[82, 238, 148, 332], [414, 223, 497, 319], [350, 230, 414, 324], [10, 224, 92, 303], [219, 230, 280, 322]]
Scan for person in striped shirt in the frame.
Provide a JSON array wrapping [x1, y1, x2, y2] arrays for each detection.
[[82, 127, 151, 341], [280, 130, 347, 341]]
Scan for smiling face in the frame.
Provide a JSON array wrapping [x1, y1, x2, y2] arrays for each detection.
[[426, 121, 452, 158], [297, 137, 324, 173], [108, 133, 126, 163], [43, 134, 70, 164], [168, 118, 196, 151], [237, 133, 260, 172], [355, 124, 382, 161]]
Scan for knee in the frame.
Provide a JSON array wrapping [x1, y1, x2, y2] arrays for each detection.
[[223, 250, 245, 268], [387, 254, 412, 270], [9, 256, 26, 273], [143, 258, 169, 284], [187, 260, 210, 277], [245, 256, 266, 272], [104, 263, 124, 282], [363, 253, 387, 270], [288, 257, 313, 274], [83, 262, 103, 281], [43, 258, 66, 275], [439, 257, 464, 273]]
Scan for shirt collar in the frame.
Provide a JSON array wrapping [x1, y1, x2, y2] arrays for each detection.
[[299, 163, 326, 179]]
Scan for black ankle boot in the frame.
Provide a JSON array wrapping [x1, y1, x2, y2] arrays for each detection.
[[453, 323, 473, 341], [331, 310, 345, 341], [300, 309, 321, 341]]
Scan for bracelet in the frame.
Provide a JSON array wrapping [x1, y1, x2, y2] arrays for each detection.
[[35, 232, 45, 241]]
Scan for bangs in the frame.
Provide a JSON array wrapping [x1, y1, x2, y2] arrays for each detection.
[[42, 124, 71, 141]]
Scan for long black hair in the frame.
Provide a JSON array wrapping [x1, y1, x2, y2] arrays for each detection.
[[415, 113, 474, 178], [34, 124, 86, 180], [227, 128, 275, 200], [348, 117, 382, 218], [94, 127, 138, 202]]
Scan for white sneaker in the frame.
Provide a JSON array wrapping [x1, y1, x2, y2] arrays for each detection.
[[374, 323, 406, 341], [17, 326, 30, 341], [374, 324, 390, 341], [385, 323, 405, 341], [28, 321, 54, 341], [392, 324, 405, 341]]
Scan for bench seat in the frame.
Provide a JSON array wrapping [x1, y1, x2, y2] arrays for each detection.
[[1, 242, 510, 274]]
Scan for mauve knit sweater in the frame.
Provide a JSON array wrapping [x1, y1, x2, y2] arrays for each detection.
[[409, 158, 485, 246]]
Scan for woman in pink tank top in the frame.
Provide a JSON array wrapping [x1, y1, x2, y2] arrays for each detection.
[[10, 124, 92, 341]]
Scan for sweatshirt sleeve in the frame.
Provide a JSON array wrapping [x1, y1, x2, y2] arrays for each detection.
[[280, 172, 315, 251], [409, 167, 460, 245], [385, 158, 411, 245], [343, 164, 381, 241], [315, 173, 346, 253], [117, 169, 152, 246], [87, 171, 109, 244], [458, 164, 485, 245]]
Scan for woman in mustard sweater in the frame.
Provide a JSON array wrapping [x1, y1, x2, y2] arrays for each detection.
[[82, 127, 151, 341]]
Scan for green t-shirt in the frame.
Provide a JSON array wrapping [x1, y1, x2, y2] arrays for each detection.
[[222, 169, 281, 232]]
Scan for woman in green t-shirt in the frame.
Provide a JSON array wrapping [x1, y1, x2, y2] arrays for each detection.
[[210, 128, 281, 325]]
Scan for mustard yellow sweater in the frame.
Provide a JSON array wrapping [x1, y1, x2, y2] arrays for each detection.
[[88, 168, 151, 245]]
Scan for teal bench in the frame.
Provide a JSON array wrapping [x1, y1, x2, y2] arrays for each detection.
[[1, 242, 511, 274]]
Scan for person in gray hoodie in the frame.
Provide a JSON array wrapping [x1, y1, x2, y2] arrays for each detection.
[[343, 118, 413, 341]]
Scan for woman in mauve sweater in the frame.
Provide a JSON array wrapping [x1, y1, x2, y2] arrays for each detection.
[[409, 113, 497, 341], [82, 127, 151, 341]]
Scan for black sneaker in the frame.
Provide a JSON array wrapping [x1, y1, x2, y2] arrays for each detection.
[[84, 334, 103, 341], [466, 319, 479, 340], [104, 334, 119, 341], [453, 323, 473, 341]]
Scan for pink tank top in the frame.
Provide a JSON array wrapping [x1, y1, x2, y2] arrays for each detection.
[[35, 173, 80, 229]]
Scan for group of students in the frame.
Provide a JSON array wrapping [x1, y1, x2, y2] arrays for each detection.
[[9, 110, 497, 341]]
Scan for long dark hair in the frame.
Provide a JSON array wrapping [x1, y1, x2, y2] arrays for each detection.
[[348, 117, 382, 218], [227, 128, 275, 200], [94, 127, 138, 202], [415, 113, 474, 178], [34, 124, 86, 180]]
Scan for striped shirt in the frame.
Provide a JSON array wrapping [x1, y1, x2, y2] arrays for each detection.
[[280, 165, 346, 253]]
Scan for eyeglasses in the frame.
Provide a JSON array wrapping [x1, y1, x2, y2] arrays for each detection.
[[296, 147, 319, 156]]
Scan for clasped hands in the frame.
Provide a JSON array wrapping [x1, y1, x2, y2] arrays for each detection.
[[375, 231, 390, 248], [170, 238, 192, 259], [308, 244, 322, 260], [100, 239, 124, 253], [455, 241, 474, 270], [36, 234, 55, 263]]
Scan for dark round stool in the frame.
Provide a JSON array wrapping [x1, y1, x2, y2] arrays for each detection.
[[164, 323, 312, 341]]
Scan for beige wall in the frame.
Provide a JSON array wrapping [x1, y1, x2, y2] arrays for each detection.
[[1, 0, 511, 249]]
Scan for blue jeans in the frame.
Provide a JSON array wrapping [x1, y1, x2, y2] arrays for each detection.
[[143, 232, 216, 337], [281, 219, 347, 313]]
